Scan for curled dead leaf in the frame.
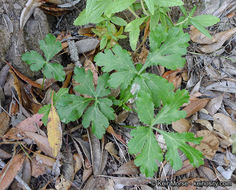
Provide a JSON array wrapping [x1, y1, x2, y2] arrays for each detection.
[[0, 112, 10, 136]]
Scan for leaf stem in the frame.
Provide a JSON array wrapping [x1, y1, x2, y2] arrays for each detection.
[[175, 16, 190, 26], [128, 6, 140, 19], [141, 0, 149, 16]]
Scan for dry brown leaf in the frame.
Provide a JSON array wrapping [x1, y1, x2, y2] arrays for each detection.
[[113, 160, 139, 175], [47, 93, 62, 157], [24, 131, 53, 157], [73, 153, 82, 175], [0, 154, 25, 189], [55, 176, 71, 190], [172, 118, 191, 133], [0, 112, 10, 136], [106, 126, 126, 145], [196, 119, 213, 131], [162, 69, 182, 90], [183, 98, 210, 118], [82, 168, 93, 183], [4, 128, 26, 141], [84, 58, 98, 86], [105, 142, 119, 161], [205, 95, 223, 115], [197, 166, 217, 181], [31, 157, 49, 177], [0, 149, 11, 160], [194, 130, 219, 160], [213, 113, 236, 136], [174, 160, 195, 176], [16, 113, 43, 132], [199, 28, 236, 53], [9, 69, 22, 105]]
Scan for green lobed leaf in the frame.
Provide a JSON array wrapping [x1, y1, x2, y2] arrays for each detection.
[[110, 16, 127, 26], [94, 45, 137, 88], [159, 130, 204, 170], [21, 51, 45, 71], [73, 67, 96, 97], [149, 24, 167, 51], [95, 73, 110, 97], [39, 34, 62, 61], [156, 0, 184, 7], [82, 103, 111, 139], [191, 15, 220, 27], [38, 88, 69, 125], [136, 91, 154, 125], [103, 0, 136, 17], [136, 73, 174, 107], [153, 89, 189, 124], [43, 63, 65, 81], [144, 0, 155, 15], [125, 17, 147, 51], [145, 27, 190, 70], [128, 127, 163, 177], [56, 94, 91, 123], [190, 19, 212, 38]]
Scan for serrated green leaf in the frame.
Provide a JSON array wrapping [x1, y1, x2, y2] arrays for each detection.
[[104, 0, 136, 17], [145, 27, 189, 70], [38, 88, 69, 125], [98, 98, 115, 120], [153, 89, 189, 124], [110, 16, 127, 26], [73, 67, 95, 97], [125, 17, 147, 51], [190, 19, 212, 38], [157, 0, 183, 7], [100, 35, 108, 49], [22, 51, 45, 71], [38, 104, 51, 125], [43, 63, 65, 81], [94, 45, 137, 88], [39, 34, 62, 61], [136, 73, 174, 107], [159, 130, 204, 170], [95, 73, 110, 97], [73, 9, 105, 26], [136, 91, 154, 125], [82, 103, 110, 139], [56, 94, 91, 123], [128, 127, 163, 177], [149, 24, 167, 51], [191, 15, 220, 27], [144, 0, 155, 15]]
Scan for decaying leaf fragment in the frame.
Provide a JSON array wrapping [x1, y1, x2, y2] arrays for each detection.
[[0, 154, 25, 190], [47, 92, 62, 157], [193, 130, 219, 160]]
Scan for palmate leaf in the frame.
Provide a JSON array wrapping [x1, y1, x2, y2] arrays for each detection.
[[145, 26, 190, 70], [56, 94, 91, 123], [22, 34, 65, 82], [21, 51, 45, 71], [94, 45, 137, 88], [159, 130, 204, 170], [43, 63, 65, 82], [73, 67, 115, 138], [39, 34, 62, 61], [128, 127, 163, 177]]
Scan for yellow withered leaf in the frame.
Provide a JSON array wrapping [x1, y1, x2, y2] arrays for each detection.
[[47, 92, 62, 157]]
